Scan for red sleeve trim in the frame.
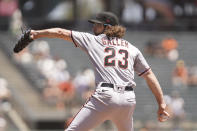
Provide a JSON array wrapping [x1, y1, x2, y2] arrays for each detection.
[[71, 30, 78, 47], [139, 68, 151, 76]]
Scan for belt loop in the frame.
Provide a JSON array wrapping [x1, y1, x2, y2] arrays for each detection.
[[114, 85, 125, 93]]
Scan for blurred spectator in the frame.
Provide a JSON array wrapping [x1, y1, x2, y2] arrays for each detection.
[[12, 39, 96, 109], [0, 78, 11, 131], [0, 0, 18, 17], [0, 78, 10, 102], [78, 0, 104, 19], [30, 40, 76, 108], [54, 58, 70, 82], [31, 40, 51, 60], [170, 91, 185, 130], [0, 78, 12, 112], [187, 65, 197, 87], [43, 76, 73, 109], [32, 41, 54, 80], [58, 79, 75, 102], [0, 116, 7, 131], [140, 0, 175, 23], [37, 57, 68, 82], [73, 68, 95, 100], [144, 39, 163, 57], [12, 39, 77, 109], [161, 37, 179, 61], [144, 37, 179, 60], [13, 47, 33, 64], [43, 80, 65, 109], [9, 9, 23, 36], [172, 0, 197, 17], [47, 1, 74, 21], [36, 57, 70, 84], [172, 60, 188, 88], [0, 0, 18, 30], [122, 0, 143, 23], [43, 78, 74, 110]]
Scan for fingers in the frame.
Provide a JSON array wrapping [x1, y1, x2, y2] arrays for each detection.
[[30, 34, 34, 40], [158, 111, 170, 122], [163, 110, 170, 117], [30, 30, 35, 40]]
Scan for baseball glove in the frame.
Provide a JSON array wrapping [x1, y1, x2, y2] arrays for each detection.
[[13, 28, 33, 53]]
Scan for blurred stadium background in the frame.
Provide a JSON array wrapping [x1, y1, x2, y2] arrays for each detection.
[[0, 0, 197, 131]]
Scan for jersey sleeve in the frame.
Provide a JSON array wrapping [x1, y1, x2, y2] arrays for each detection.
[[134, 49, 150, 76], [71, 30, 95, 52]]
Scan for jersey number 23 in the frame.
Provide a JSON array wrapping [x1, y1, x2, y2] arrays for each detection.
[[104, 47, 128, 69]]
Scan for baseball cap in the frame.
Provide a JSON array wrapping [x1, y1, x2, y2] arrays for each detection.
[[88, 12, 119, 26]]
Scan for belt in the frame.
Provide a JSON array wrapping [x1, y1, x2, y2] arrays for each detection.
[[101, 83, 133, 91]]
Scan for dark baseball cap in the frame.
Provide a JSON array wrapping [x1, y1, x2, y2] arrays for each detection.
[[88, 12, 119, 26]]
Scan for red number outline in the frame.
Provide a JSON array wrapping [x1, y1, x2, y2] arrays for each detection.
[[104, 47, 129, 69], [118, 49, 128, 69], [104, 47, 116, 67]]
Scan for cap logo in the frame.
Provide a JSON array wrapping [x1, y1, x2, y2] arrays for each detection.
[[106, 19, 110, 23]]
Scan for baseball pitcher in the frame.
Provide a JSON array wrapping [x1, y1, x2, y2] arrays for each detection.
[[14, 12, 170, 131]]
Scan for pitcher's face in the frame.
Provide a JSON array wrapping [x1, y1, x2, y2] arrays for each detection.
[[93, 23, 105, 36]]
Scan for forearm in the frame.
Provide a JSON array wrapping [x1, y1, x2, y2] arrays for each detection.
[[31, 28, 72, 42], [143, 70, 170, 121], [143, 70, 165, 106]]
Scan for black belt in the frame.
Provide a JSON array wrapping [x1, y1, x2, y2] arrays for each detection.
[[101, 83, 133, 91]]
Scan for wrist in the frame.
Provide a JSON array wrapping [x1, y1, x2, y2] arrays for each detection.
[[158, 103, 166, 110]]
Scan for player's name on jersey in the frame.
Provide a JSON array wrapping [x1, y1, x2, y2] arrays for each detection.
[[102, 38, 128, 48]]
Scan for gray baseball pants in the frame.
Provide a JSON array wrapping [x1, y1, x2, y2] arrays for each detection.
[[65, 83, 136, 131]]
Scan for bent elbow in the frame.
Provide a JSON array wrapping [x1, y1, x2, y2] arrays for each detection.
[[56, 28, 70, 38], [55, 28, 64, 36], [53, 28, 72, 41], [142, 69, 152, 78]]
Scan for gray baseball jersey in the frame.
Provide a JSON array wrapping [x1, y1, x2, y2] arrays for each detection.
[[66, 31, 151, 131], [71, 31, 150, 87]]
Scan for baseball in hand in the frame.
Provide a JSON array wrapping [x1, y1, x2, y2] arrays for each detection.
[[160, 114, 169, 122]]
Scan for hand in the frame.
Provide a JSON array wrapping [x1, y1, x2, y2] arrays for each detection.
[[157, 104, 170, 122], [30, 30, 35, 40]]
